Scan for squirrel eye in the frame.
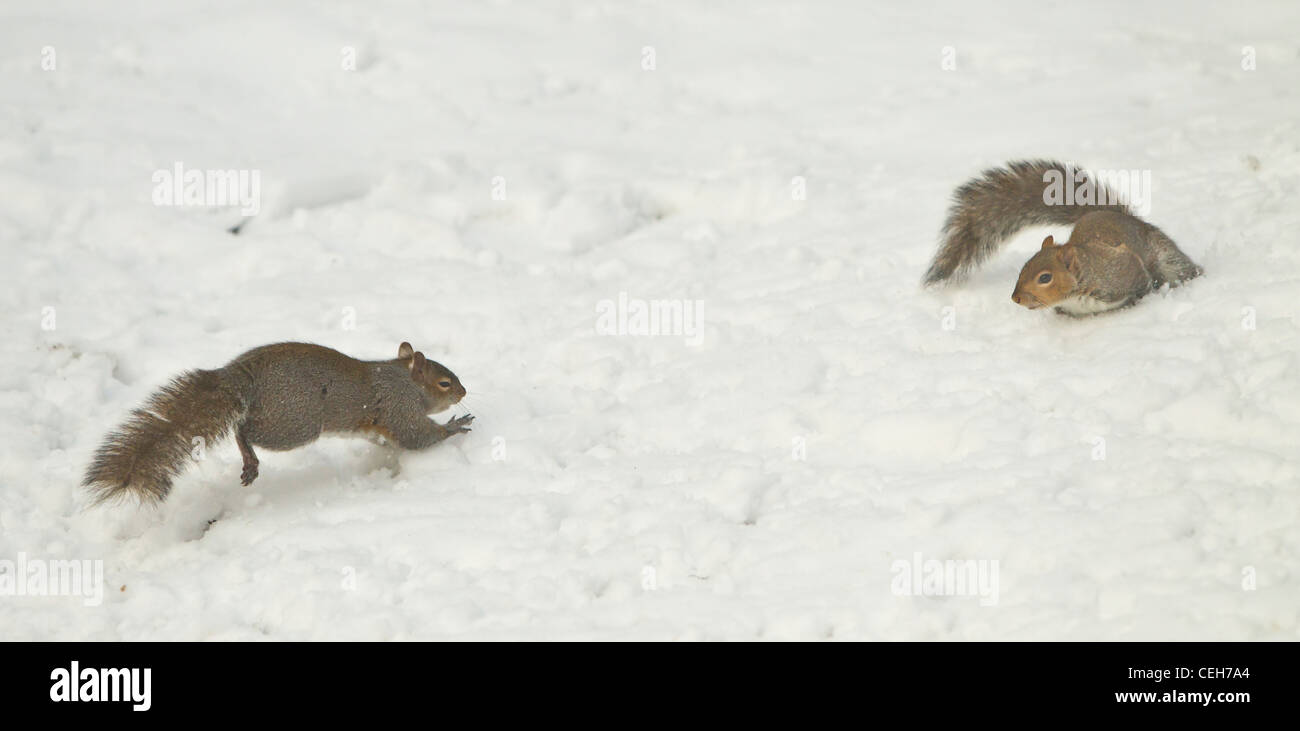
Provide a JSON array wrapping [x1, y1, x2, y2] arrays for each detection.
[[1037, 273, 1053, 285], [438, 380, 452, 389]]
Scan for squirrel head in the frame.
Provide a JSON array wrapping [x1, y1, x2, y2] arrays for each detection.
[[1011, 236, 1080, 310], [397, 342, 466, 413]]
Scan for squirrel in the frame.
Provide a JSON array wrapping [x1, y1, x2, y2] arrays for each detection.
[[923, 159, 1203, 316], [83, 341, 472, 505]]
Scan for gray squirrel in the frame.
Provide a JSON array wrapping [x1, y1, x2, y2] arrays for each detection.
[[924, 160, 1203, 316], [83, 341, 471, 504]]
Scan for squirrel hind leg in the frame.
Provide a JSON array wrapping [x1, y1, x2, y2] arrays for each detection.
[[1145, 226, 1203, 286], [235, 426, 260, 486], [1157, 251, 1204, 287]]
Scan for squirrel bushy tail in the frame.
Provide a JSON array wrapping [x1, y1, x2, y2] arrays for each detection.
[[83, 369, 247, 505], [923, 159, 1130, 285]]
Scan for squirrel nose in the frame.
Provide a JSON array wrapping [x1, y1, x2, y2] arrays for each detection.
[[1011, 293, 1021, 304]]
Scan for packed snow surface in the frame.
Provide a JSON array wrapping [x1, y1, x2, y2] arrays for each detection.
[[1, 0, 1297, 639]]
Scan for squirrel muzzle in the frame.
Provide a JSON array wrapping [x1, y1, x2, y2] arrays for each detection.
[[1011, 290, 1045, 309]]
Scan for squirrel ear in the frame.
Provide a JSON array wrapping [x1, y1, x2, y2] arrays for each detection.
[[409, 351, 426, 374], [1059, 246, 1081, 276], [398, 342, 414, 360], [1041, 235, 1056, 250]]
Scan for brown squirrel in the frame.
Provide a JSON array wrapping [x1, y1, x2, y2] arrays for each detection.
[[923, 160, 1203, 316], [83, 341, 472, 505]]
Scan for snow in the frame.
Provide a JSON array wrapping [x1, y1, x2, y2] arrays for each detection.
[[2, 0, 1298, 640]]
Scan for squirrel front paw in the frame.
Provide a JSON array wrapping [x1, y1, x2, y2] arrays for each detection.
[[445, 414, 474, 434], [240, 461, 259, 486]]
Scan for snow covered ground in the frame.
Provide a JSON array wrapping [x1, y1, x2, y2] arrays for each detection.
[[2, 0, 1297, 640]]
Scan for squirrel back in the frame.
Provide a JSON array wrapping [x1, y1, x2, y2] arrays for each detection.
[[924, 160, 1202, 315], [83, 341, 471, 505]]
